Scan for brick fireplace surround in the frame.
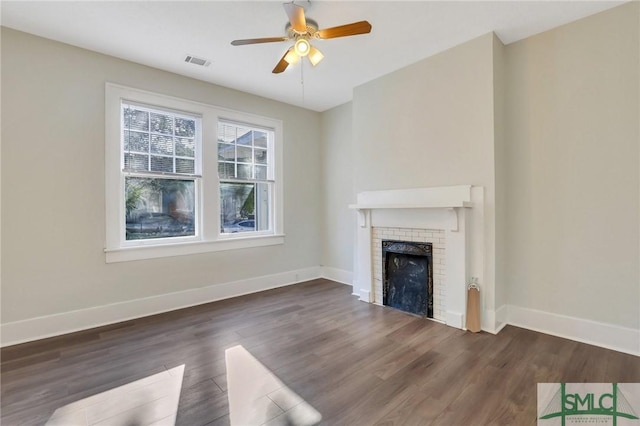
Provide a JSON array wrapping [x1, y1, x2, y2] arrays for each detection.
[[350, 185, 484, 330]]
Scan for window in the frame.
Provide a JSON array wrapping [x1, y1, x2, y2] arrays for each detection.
[[105, 84, 284, 262], [122, 103, 200, 241], [218, 122, 273, 235]]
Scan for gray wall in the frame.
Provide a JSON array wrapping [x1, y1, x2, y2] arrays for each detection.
[[504, 3, 639, 328], [1, 28, 322, 323], [493, 34, 507, 311], [351, 33, 498, 316], [320, 102, 354, 273]]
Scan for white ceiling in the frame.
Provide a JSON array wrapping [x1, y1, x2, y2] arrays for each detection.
[[1, 1, 625, 112]]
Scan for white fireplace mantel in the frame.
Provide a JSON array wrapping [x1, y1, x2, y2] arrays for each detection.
[[349, 202, 471, 232], [349, 185, 473, 231], [349, 200, 472, 209], [351, 185, 484, 330]]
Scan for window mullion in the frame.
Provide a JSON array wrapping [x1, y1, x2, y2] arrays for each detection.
[[172, 116, 177, 175], [146, 110, 151, 172], [234, 127, 238, 179], [200, 114, 218, 241]]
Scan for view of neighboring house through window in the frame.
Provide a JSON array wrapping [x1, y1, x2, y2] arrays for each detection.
[[218, 121, 273, 234], [122, 102, 200, 241]]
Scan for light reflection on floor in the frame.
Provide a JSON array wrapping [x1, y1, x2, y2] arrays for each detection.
[[45, 365, 185, 426], [225, 345, 322, 426], [43, 345, 320, 426]]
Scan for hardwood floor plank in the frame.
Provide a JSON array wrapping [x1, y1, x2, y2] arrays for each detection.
[[175, 379, 229, 426]]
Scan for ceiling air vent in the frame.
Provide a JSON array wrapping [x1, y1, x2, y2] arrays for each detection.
[[184, 55, 211, 67]]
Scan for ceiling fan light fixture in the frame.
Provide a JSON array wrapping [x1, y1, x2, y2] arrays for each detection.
[[308, 45, 324, 66], [294, 38, 310, 57], [284, 48, 300, 65]]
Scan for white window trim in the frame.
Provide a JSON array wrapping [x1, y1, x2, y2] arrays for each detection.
[[105, 83, 284, 263]]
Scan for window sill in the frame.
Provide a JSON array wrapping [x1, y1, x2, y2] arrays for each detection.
[[105, 234, 285, 263]]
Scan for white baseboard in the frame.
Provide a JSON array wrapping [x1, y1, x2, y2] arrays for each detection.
[[5, 271, 638, 357], [494, 304, 508, 333], [481, 304, 508, 334], [320, 267, 353, 286], [507, 305, 640, 357], [0, 266, 321, 348], [446, 311, 464, 329], [481, 309, 495, 333]]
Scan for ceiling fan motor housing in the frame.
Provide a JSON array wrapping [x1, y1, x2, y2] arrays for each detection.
[[285, 19, 319, 38]]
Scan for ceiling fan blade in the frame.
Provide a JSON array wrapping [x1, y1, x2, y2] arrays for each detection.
[[231, 37, 288, 46], [273, 50, 291, 74], [317, 21, 372, 39], [283, 3, 307, 33]]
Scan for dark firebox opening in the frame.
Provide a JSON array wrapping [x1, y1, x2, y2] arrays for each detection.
[[382, 240, 433, 318]]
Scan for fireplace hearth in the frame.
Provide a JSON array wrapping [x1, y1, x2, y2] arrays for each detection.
[[382, 240, 433, 318]]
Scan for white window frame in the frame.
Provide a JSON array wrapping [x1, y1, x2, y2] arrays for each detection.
[[105, 83, 284, 263], [217, 119, 275, 238]]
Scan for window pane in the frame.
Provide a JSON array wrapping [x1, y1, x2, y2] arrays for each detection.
[[176, 158, 195, 174], [123, 131, 149, 153], [255, 165, 267, 180], [122, 103, 199, 177], [125, 177, 195, 240], [150, 112, 173, 135], [151, 135, 174, 155], [254, 148, 267, 164], [254, 131, 268, 148], [218, 143, 235, 161], [175, 118, 195, 137], [218, 124, 235, 143], [176, 138, 195, 157], [236, 146, 252, 163], [237, 164, 252, 179], [217, 121, 272, 183], [150, 156, 173, 173], [220, 182, 269, 234], [124, 153, 148, 172], [235, 127, 252, 146], [218, 162, 235, 179], [123, 107, 149, 131]]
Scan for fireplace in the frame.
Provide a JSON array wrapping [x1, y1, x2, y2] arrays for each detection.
[[382, 240, 433, 318], [350, 185, 483, 330]]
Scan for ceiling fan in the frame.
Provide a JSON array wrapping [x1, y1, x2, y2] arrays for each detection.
[[231, 2, 372, 74]]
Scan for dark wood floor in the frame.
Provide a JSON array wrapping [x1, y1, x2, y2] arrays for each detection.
[[2, 279, 639, 425]]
